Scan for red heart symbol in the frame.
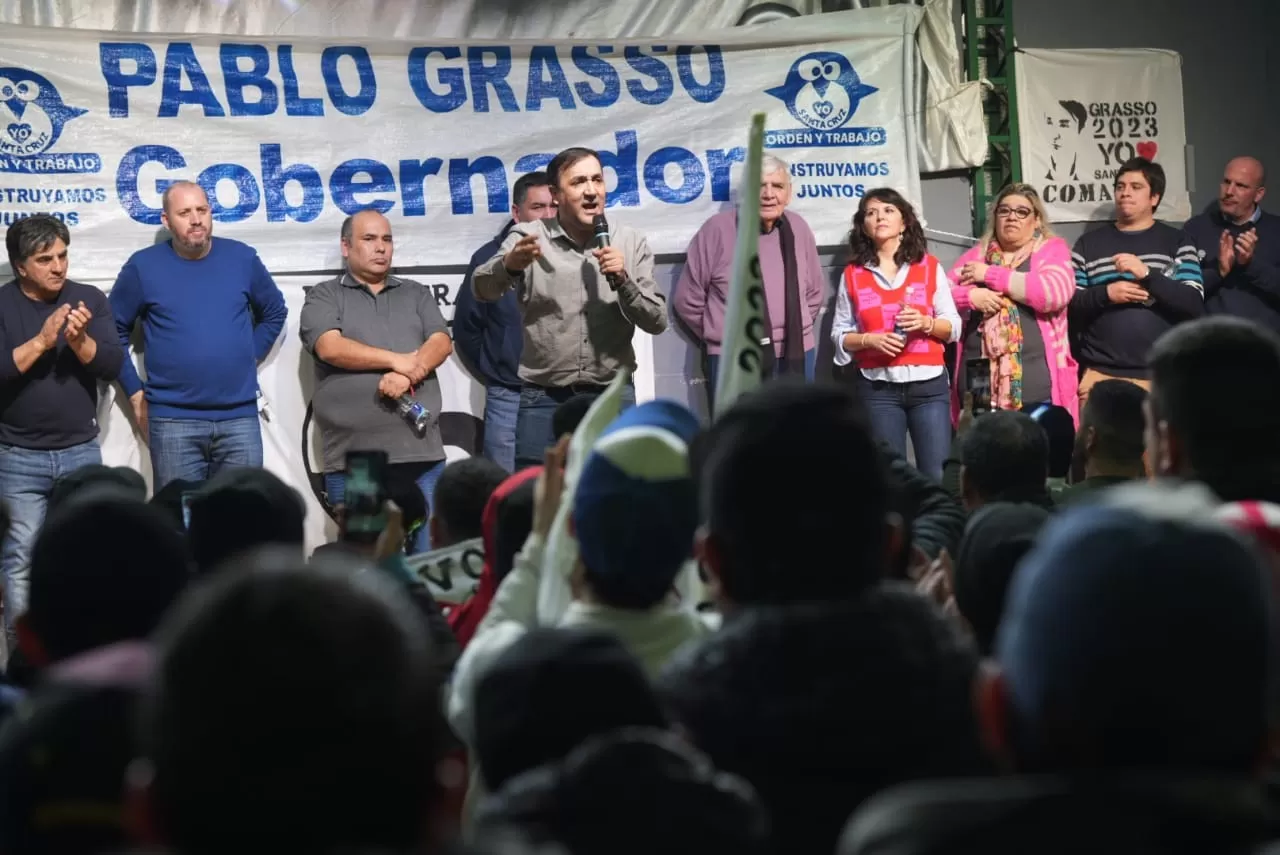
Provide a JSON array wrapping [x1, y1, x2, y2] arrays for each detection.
[[1136, 140, 1158, 160]]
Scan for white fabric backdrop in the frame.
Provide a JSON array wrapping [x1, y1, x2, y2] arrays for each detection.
[[1015, 48, 1191, 223]]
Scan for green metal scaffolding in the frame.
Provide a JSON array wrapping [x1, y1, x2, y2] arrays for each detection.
[[964, 0, 1022, 235]]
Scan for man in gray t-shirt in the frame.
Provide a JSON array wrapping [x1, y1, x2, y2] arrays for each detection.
[[299, 210, 453, 552]]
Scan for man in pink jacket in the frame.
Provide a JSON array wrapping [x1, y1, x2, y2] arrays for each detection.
[[674, 155, 826, 399]]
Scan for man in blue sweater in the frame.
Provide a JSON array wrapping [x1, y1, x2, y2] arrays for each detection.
[[109, 182, 288, 490], [453, 172, 555, 472], [0, 214, 124, 648], [1069, 157, 1204, 405], [1182, 157, 1280, 334]]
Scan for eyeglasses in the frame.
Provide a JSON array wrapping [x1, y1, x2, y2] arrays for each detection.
[[995, 206, 1034, 220]]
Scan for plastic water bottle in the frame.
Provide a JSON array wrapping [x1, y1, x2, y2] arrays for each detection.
[[396, 394, 430, 433]]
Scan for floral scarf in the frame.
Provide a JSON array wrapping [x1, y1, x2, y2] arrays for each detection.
[[980, 239, 1037, 412]]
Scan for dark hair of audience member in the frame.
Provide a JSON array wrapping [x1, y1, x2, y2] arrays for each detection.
[[552, 393, 596, 441], [0, 642, 152, 855], [149, 478, 203, 532], [136, 551, 448, 855], [186, 467, 306, 574], [472, 627, 668, 792], [960, 411, 1049, 506], [493, 479, 536, 584], [1024, 403, 1074, 479], [1073, 379, 1148, 480], [22, 496, 190, 666], [658, 584, 989, 854], [474, 729, 770, 855], [47, 465, 147, 519], [952, 502, 1051, 654], [994, 485, 1273, 775], [695, 379, 893, 606], [1147, 316, 1280, 500], [431, 457, 509, 547]]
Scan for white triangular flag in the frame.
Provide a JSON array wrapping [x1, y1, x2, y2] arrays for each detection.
[[535, 367, 631, 623], [713, 112, 768, 417]]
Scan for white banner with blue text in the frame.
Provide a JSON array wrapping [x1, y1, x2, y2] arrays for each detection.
[[0, 8, 922, 282]]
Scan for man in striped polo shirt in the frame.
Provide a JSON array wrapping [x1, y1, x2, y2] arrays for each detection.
[[1068, 157, 1204, 405]]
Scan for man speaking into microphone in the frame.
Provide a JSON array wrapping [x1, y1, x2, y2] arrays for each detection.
[[474, 146, 668, 469]]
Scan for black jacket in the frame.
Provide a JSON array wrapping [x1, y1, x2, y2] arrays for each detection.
[[881, 444, 965, 560]]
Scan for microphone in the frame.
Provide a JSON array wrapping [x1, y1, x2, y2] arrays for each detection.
[[592, 214, 623, 291]]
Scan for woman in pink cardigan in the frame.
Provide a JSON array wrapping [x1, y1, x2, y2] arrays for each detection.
[[949, 183, 1079, 426]]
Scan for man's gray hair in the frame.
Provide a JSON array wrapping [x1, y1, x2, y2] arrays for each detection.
[[762, 154, 791, 183]]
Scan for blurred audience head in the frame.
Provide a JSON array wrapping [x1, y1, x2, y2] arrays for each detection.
[[186, 467, 306, 574], [472, 627, 667, 791], [149, 477, 203, 533], [952, 502, 1051, 655], [135, 552, 448, 855], [1024, 403, 1074, 480], [22, 494, 189, 667], [552, 393, 596, 443], [430, 457, 508, 549], [1148, 316, 1280, 501], [960, 410, 1049, 511], [987, 481, 1274, 776], [475, 729, 769, 855], [694, 379, 896, 610], [659, 585, 989, 854], [572, 400, 700, 610], [47, 464, 147, 518], [492, 478, 536, 585], [0, 642, 152, 855], [1073, 379, 1148, 481]]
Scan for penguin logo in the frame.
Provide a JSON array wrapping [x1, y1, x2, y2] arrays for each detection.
[[766, 51, 877, 132], [0, 68, 87, 158]]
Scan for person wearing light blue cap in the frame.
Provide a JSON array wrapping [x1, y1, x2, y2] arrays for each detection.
[[563, 398, 714, 676]]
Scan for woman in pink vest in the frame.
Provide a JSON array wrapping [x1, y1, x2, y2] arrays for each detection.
[[949, 183, 1078, 426], [831, 188, 961, 480]]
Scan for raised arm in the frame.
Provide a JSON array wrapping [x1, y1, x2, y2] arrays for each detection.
[[472, 229, 526, 303]]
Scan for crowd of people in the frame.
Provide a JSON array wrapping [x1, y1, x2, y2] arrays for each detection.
[[0, 142, 1278, 853]]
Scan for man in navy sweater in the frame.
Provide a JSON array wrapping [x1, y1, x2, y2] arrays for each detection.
[[453, 172, 556, 472], [1069, 157, 1204, 405], [0, 214, 124, 648], [1182, 157, 1280, 334], [109, 182, 288, 490]]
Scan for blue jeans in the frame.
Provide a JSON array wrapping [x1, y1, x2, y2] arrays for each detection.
[[859, 372, 952, 482], [0, 439, 102, 644], [149, 415, 263, 491], [324, 459, 443, 554], [482, 385, 521, 473], [705, 348, 817, 396], [515, 382, 637, 471]]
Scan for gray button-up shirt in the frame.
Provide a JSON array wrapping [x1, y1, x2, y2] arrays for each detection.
[[472, 216, 667, 387], [299, 273, 449, 471]]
